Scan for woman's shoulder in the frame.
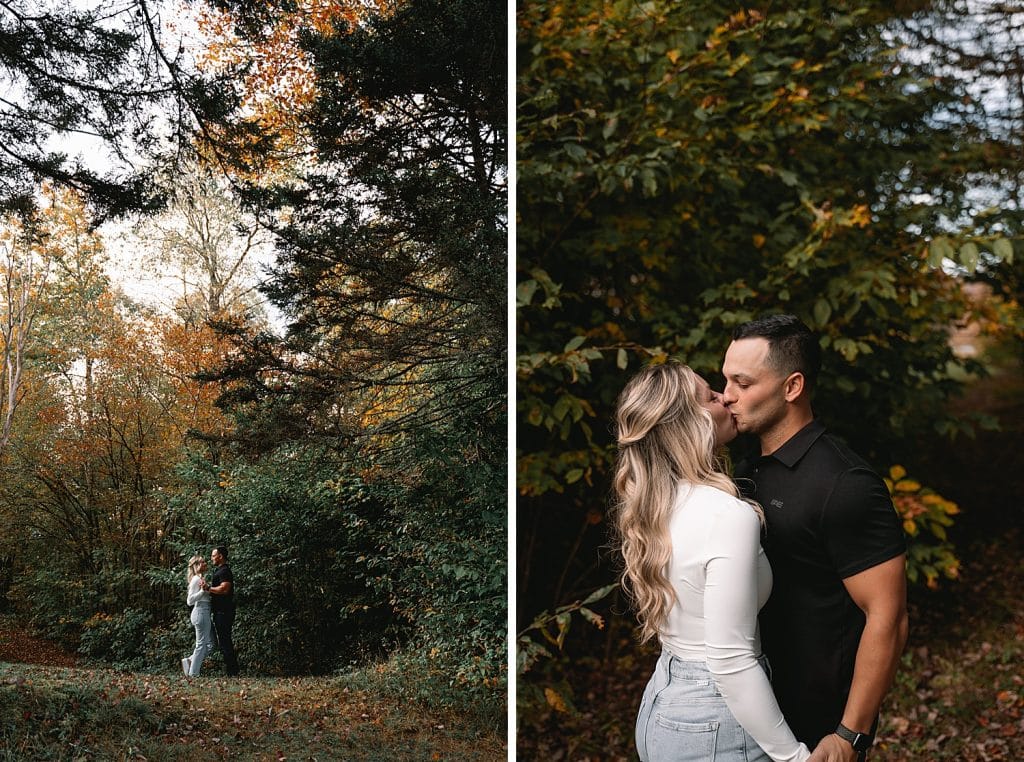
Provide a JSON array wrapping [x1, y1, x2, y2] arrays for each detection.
[[683, 482, 747, 507], [682, 483, 760, 524]]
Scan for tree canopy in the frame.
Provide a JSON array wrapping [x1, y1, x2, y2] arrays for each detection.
[[205, 0, 506, 456], [0, 0, 223, 219]]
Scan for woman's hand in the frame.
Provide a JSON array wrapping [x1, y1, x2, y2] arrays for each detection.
[[807, 735, 857, 762]]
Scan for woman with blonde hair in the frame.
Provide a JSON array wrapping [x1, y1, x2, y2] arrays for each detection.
[[182, 554, 213, 677], [613, 361, 809, 762]]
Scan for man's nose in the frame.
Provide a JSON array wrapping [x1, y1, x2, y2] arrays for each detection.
[[721, 385, 737, 405]]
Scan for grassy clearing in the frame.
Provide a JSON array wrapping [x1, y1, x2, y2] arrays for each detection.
[[0, 661, 506, 761]]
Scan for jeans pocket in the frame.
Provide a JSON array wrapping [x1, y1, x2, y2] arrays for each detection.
[[646, 714, 720, 761]]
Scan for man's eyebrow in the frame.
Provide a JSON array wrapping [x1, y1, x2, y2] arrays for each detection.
[[726, 372, 755, 381]]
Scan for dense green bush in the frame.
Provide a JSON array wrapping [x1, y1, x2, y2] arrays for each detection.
[[158, 449, 394, 676], [355, 431, 507, 703], [138, 618, 196, 673], [6, 554, 150, 658], [153, 436, 506, 703], [6, 562, 87, 649], [78, 608, 152, 668], [516, 0, 1002, 632]]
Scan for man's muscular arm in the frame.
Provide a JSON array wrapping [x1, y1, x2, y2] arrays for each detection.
[[208, 580, 232, 595], [808, 554, 908, 762]]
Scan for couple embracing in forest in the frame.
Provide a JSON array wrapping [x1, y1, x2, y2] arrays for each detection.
[[182, 546, 238, 678], [615, 315, 908, 762]]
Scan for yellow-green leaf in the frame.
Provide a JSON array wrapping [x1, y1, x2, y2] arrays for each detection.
[[993, 237, 1014, 264], [545, 687, 569, 713]]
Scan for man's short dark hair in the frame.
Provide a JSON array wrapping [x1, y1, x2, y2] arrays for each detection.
[[214, 546, 229, 560], [732, 314, 821, 391]]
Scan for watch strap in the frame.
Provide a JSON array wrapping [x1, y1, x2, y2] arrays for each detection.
[[835, 722, 873, 752]]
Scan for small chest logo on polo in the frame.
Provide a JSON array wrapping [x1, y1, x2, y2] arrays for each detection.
[[769, 498, 784, 509]]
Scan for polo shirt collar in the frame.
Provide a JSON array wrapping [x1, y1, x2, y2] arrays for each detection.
[[767, 419, 826, 468]]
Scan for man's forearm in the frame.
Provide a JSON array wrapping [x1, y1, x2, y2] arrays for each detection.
[[841, 610, 909, 732], [809, 613, 908, 762]]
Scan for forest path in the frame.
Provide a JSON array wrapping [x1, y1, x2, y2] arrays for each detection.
[[0, 614, 79, 668]]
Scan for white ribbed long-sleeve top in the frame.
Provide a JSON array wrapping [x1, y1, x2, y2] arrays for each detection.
[[187, 576, 211, 608], [660, 483, 810, 762]]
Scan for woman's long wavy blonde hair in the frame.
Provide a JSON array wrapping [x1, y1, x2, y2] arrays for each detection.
[[611, 361, 760, 643], [187, 555, 205, 583]]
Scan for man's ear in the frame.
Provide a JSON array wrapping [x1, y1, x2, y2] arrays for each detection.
[[783, 372, 805, 402]]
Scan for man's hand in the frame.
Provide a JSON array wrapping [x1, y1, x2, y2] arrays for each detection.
[[807, 734, 857, 762]]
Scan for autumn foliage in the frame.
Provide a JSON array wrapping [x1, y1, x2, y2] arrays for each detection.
[[886, 465, 961, 589], [190, 0, 389, 173], [0, 188, 237, 638]]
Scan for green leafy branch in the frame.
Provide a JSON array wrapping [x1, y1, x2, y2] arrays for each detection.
[[516, 583, 617, 676]]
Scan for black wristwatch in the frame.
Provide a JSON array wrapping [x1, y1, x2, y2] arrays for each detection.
[[835, 722, 873, 752]]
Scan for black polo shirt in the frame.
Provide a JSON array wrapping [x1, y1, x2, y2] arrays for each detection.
[[735, 420, 905, 746], [211, 563, 235, 613]]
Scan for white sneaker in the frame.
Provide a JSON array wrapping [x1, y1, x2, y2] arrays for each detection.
[[182, 657, 191, 675]]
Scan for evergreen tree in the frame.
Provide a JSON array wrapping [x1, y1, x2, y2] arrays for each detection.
[[212, 0, 506, 459], [0, 0, 234, 220]]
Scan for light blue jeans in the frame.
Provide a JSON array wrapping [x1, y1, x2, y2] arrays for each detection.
[[635, 651, 773, 762], [188, 603, 214, 677]]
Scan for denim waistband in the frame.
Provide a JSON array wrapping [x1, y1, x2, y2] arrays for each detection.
[[660, 649, 772, 681]]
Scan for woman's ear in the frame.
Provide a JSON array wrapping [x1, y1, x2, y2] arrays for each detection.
[[783, 372, 805, 402]]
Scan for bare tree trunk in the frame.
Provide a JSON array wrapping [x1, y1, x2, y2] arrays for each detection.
[[0, 233, 47, 456]]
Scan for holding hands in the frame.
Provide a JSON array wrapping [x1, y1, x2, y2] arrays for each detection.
[[807, 734, 858, 762]]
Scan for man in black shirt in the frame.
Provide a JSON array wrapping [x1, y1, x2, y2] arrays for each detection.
[[721, 315, 908, 761], [208, 545, 239, 676]]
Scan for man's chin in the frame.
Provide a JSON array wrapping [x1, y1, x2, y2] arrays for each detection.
[[717, 432, 738, 447]]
